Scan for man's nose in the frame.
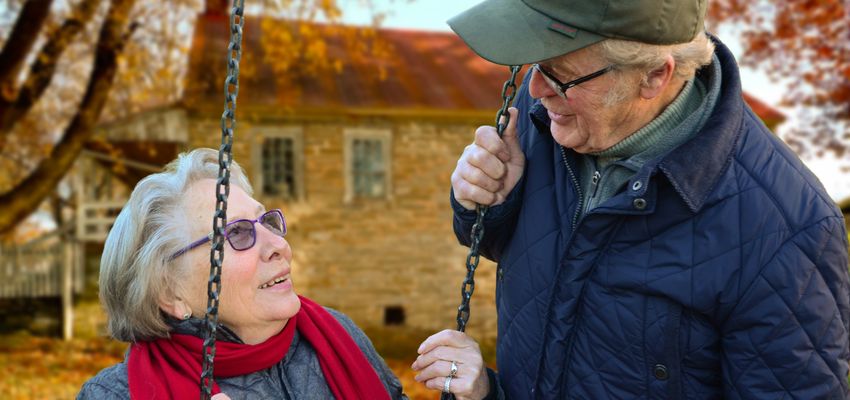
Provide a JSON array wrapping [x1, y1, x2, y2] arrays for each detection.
[[528, 68, 556, 99]]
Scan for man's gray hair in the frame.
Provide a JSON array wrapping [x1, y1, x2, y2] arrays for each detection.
[[99, 148, 253, 342], [599, 31, 715, 81], [595, 31, 715, 105]]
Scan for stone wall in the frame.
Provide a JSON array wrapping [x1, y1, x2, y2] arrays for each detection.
[[188, 117, 500, 342]]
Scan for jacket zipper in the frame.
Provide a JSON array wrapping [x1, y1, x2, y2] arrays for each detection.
[[560, 146, 584, 231]]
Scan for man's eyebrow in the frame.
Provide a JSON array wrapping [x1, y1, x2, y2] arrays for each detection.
[[541, 61, 578, 79]]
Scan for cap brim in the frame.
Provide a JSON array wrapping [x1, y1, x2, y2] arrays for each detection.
[[448, 0, 606, 65]]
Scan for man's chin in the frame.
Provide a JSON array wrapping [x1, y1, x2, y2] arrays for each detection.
[[549, 124, 580, 149]]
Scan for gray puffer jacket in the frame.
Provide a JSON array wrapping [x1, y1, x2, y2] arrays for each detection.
[[77, 308, 407, 399]]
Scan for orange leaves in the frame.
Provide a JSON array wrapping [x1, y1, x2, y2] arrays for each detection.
[[0, 333, 126, 399], [0, 331, 467, 400]]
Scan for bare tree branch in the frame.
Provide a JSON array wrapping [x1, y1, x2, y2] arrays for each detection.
[[0, 0, 137, 233], [0, 0, 101, 135], [0, 0, 54, 101]]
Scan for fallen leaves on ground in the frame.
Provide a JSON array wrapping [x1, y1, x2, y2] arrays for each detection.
[[0, 332, 442, 399]]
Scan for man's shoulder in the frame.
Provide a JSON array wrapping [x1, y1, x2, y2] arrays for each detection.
[[724, 111, 842, 229]]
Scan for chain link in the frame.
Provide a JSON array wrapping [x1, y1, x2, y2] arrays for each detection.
[[200, 1, 245, 399], [443, 65, 521, 400]]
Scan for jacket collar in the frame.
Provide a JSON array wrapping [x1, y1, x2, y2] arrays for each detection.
[[529, 36, 744, 214], [657, 36, 743, 213], [167, 315, 244, 343]]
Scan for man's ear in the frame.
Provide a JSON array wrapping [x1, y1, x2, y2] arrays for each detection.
[[640, 55, 676, 100]]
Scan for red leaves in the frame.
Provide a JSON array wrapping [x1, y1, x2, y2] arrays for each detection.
[[709, 0, 850, 154]]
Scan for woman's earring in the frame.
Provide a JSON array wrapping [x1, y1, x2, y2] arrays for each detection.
[[182, 312, 191, 320]]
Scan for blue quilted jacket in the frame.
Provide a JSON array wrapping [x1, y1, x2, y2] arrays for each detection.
[[452, 38, 850, 399]]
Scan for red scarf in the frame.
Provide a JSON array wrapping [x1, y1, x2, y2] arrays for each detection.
[[128, 296, 390, 400]]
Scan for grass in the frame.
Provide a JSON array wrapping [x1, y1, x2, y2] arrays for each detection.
[[0, 301, 495, 399]]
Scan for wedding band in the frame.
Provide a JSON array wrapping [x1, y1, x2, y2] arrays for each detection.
[[450, 360, 458, 377], [443, 375, 453, 393]]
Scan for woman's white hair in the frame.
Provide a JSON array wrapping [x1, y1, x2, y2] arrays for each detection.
[[594, 31, 715, 105], [99, 148, 253, 342]]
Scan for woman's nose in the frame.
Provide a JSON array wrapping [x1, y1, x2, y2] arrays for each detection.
[[257, 224, 292, 262]]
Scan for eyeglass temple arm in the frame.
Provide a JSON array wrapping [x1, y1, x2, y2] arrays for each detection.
[[169, 233, 215, 261]]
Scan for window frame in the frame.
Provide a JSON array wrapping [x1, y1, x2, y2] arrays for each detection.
[[252, 126, 305, 201], [343, 128, 393, 203]]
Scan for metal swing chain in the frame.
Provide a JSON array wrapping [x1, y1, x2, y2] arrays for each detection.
[[442, 65, 521, 400], [200, 1, 245, 399]]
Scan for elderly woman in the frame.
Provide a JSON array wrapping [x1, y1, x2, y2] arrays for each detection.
[[77, 148, 410, 399]]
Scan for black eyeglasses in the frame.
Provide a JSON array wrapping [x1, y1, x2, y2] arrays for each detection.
[[532, 63, 615, 100], [169, 209, 287, 260]]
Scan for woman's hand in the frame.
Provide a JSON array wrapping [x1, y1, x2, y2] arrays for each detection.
[[212, 393, 231, 399], [411, 330, 490, 400]]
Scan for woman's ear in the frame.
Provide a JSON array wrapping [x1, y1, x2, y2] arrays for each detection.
[[640, 55, 676, 100], [159, 295, 193, 320]]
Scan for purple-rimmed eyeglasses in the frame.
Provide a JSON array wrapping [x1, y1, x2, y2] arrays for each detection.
[[533, 63, 615, 100], [169, 209, 287, 261]]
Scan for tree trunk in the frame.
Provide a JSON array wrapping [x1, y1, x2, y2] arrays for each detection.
[[0, 0, 137, 234], [0, 0, 54, 101], [0, 0, 101, 136]]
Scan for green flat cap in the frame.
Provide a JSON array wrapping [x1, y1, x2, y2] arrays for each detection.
[[448, 0, 707, 65]]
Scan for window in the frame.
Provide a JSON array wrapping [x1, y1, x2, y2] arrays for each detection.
[[253, 127, 303, 200], [384, 306, 405, 326], [344, 129, 391, 202]]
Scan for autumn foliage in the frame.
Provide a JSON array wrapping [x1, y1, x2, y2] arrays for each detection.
[[0, 0, 399, 235], [708, 0, 850, 155]]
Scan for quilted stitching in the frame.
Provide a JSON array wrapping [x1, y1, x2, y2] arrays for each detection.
[[452, 37, 850, 399]]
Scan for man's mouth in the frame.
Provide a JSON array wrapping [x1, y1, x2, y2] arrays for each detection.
[[547, 110, 573, 124]]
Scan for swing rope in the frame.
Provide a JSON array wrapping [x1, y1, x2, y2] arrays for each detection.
[[200, 1, 245, 399], [442, 65, 521, 400]]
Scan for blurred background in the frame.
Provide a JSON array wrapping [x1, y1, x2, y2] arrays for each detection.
[[0, 0, 847, 398]]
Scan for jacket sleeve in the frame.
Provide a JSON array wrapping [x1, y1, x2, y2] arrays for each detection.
[[720, 216, 850, 399], [451, 180, 524, 263]]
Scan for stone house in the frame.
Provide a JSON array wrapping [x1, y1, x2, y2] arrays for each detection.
[[75, 6, 789, 343], [80, 7, 513, 341]]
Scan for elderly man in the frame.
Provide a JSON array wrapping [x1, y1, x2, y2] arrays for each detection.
[[444, 0, 850, 398]]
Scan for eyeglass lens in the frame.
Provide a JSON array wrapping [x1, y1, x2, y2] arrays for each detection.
[[534, 65, 566, 99], [225, 211, 286, 251], [260, 211, 286, 236]]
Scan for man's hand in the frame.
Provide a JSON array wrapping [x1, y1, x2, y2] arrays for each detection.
[[451, 107, 525, 210]]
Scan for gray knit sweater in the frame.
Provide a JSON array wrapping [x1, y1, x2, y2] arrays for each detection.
[[76, 308, 407, 399], [578, 55, 722, 215]]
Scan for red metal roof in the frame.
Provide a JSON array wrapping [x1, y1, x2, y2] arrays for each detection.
[[183, 15, 784, 123], [742, 92, 785, 123], [183, 17, 524, 114]]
